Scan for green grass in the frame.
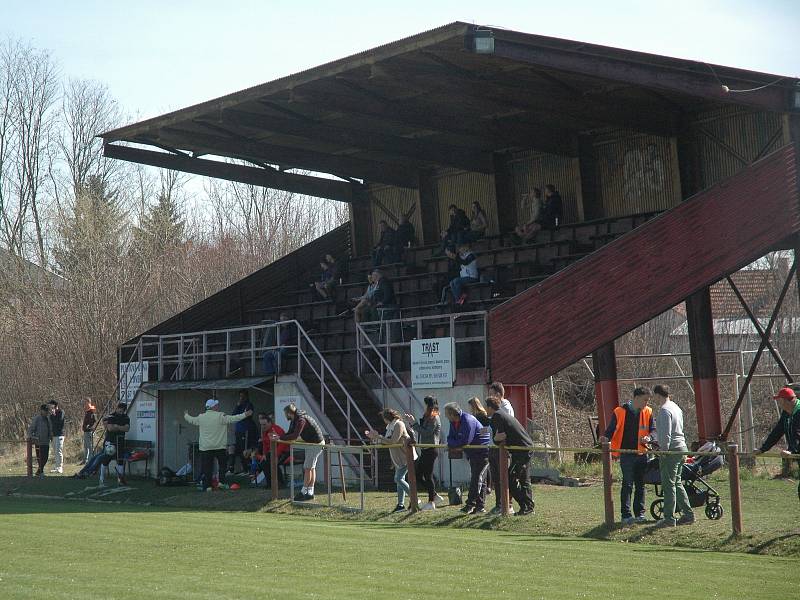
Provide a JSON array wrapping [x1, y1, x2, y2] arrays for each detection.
[[0, 496, 797, 600]]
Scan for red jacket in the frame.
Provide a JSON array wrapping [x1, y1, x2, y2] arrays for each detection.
[[262, 424, 289, 456]]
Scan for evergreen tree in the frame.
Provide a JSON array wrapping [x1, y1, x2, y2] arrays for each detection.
[[133, 192, 185, 257]]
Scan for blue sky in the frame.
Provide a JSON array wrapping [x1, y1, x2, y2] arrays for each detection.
[[2, 0, 799, 122]]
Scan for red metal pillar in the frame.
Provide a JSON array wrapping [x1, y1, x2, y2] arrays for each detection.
[[686, 288, 722, 441], [593, 342, 619, 437]]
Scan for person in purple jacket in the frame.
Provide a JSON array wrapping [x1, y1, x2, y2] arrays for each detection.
[[445, 402, 491, 514]]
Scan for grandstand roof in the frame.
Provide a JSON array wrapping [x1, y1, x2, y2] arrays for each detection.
[[100, 22, 800, 199]]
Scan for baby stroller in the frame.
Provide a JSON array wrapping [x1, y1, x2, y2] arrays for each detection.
[[644, 441, 725, 520]]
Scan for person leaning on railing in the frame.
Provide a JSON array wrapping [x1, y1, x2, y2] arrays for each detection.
[[486, 397, 535, 516], [367, 408, 418, 513], [445, 402, 490, 515], [754, 386, 800, 499], [405, 396, 444, 510], [277, 403, 325, 502]]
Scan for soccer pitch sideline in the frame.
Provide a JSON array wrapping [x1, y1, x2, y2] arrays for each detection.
[[0, 496, 796, 600]]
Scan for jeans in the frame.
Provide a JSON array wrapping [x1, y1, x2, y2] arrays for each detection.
[[394, 465, 409, 506], [263, 348, 287, 375], [659, 452, 693, 520], [441, 276, 478, 304], [200, 448, 228, 490], [415, 448, 438, 501], [619, 453, 648, 519], [81, 451, 105, 476], [35, 444, 49, 474], [509, 451, 534, 511], [82, 431, 93, 463], [52, 435, 65, 471], [467, 453, 489, 509]]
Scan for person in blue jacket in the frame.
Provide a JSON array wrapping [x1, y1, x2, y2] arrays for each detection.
[[445, 402, 490, 514]]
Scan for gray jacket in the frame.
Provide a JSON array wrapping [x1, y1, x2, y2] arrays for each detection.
[[412, 414, 441, 445], [656, 400, 687, 451], [28, 415, 52, 445]]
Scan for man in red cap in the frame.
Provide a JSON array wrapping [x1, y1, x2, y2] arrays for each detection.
[[755, 386, 800, 497]]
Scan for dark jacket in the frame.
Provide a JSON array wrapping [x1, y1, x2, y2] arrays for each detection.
[[28, 414, 52, 444], [233, 401, 258, 437], [447, 412, 489, 458], [371, 277, 396, 306], [375, 227, 396, 248], [446, 210, 470, 237], [759, 403, 800, 454], [489, 411, 533, 456], [539, 192, 563, 229], [49, 409, 66, 437], [82, 410, 97, 432], [282, 410, 324, 444], [395, 222, 415, 248]]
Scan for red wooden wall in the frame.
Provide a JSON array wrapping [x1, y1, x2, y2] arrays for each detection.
[[489, 144, 800, 385]]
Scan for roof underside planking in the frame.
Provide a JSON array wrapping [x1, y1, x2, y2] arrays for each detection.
[[101, 22, 800, 202]]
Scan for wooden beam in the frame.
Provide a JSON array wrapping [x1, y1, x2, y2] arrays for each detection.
[[103, 143, 363, 203], [292, 87, 578, 157], [151, 126, 420, 189], [491, 37, 793, 114], [201, 109, 495, 173]]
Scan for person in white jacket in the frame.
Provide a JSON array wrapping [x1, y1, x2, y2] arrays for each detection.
[[367, 408, 417, 513], [185, 398, 252, 490]]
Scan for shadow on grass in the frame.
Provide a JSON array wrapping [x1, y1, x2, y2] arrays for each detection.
[[751, 531, 800, 553]]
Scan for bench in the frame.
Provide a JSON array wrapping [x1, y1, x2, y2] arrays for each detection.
[[124, 439, 153, 478]]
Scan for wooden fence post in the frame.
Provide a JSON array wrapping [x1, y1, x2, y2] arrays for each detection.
[[499, 443, 511, 516], [601, 440, 615, 527], [26, 439, 33, 478], [727, 443, 743, 535], [404, 440, 419, 512], [270, 437, 279, 501]]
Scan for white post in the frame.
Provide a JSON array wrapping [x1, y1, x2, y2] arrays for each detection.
[[549, 376, 562, 464]]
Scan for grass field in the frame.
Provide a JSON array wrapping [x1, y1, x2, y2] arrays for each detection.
[[0, 495, 797, 600]]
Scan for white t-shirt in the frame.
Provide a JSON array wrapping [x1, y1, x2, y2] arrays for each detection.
[[500, 398, 515, 418]]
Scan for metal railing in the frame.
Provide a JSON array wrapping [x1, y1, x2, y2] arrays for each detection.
[[119, 320, 374, 445], [355, 310, 488, 403]]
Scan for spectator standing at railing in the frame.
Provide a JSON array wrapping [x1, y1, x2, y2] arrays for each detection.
[[652, 385, 694, 527], [28, 404, 53, 477], [395, 214, 416, 251], [278, 403, 325, 502], [262, 312, 293, 376], [367, 409, 418, 513], [47, 400, 66, 474], [599, 387, 655, 525], [488, 382, 515, 418], [486, 397, 535, 516], [445, 402, 490, 514], [405, 396, 444, 510], [79, 398, 97, 465], [438, 204, 470, 255], [485, 383, 515, 514], [229, 390, 259, 475], [185, 398, 252, 491], [754, 387, 800, 497]]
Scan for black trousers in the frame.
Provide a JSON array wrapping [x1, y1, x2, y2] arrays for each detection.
[[230, 431, 256, 472], [415, 448, 438, 501], [489, 447, 501, 507], [200, 448, 228, 490], [467, 453, 489, 509], [509, 451, 534, 511], [35, 444, 49, 474]]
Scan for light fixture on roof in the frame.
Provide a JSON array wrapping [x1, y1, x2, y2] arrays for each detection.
[[468, 29, 495, 55]]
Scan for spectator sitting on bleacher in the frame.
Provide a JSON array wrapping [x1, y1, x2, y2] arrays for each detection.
[[395, 214, 416, 251], [372, 220, 397, 267], [439, 204, 470, 255], [313, 254, 339, 300], [355, 269, 396, 324], [540, 184, 563, 230], [461, 201, 488, 243], [512, 187, 542, 244], [440, 243, 479, 306]]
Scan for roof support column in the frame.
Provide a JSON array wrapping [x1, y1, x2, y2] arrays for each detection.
[[686, 288, 722, 441], [578, 134, 603, 221], [348, 190, 373, 257], [593, 342, 619, 437], [417, 169, 440, 245], [493, 152, 517, 234]]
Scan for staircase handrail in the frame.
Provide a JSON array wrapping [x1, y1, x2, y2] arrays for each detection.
[[355, 321, 417, 415]]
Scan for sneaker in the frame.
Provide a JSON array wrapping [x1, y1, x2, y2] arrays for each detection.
[[489, 506, 502, 515], [621, 516, 635, 526], [391, 504, 406, 513], [508, 506, 515, 515], [676, 514, 696, 526], [634, 515, 648, 524], [460, 504, 474, 513], [305, 494, 314, 502], [420, 502, 435, 511], [294, 491, 308, 501], [433, 493, 445, 505], [654, 518, 676, 528], [37, 472, 45, 478], [117, 477, 128, 487], [97, 481, 106, 488], [470, 507, 487, 515], [516, 506, 535, 516], [456, 293, 467, 305], [50, 468, 59, 473]]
